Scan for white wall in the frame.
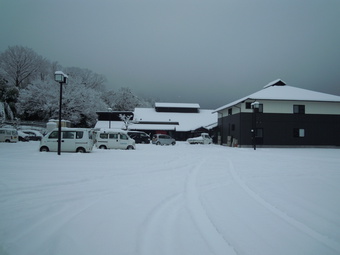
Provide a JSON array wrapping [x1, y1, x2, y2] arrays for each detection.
[[217, 100, 340, 117]]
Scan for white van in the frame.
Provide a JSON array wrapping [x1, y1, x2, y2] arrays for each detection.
[[39, 128, 94, 153], [0, 127, 18, 143], [95, 130, 135, 150]]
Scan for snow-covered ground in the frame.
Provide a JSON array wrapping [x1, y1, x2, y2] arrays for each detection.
[[1, 142, 339, 255]]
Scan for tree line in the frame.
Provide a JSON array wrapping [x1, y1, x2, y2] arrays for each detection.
[[0, 45, 153, 127]]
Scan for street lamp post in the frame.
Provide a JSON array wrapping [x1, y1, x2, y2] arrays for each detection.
[[251, 101, 260, 150], [108, 107, 113, 128], [54, 71, 68, 155]]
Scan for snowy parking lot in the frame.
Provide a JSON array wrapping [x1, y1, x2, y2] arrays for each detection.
[[1, 141, 340, 255]]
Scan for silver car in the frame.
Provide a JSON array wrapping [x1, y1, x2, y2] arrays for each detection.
[[152, 134, 176, 145]]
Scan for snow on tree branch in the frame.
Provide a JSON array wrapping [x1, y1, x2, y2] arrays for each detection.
[[119, 114, 134, 130]]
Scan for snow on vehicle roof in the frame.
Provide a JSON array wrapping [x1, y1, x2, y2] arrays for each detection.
[[96, 128, 128, 133], [214, 80, 340, 112]]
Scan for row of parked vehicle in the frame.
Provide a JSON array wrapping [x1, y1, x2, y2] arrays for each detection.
[[38, 128, 178, 153], [2, 126, 212, 153], [0, 127, 43, 143]]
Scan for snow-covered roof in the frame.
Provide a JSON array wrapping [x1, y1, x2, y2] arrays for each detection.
[[95, 107, 217, 132], [214, 80, 340, 112], [263, 78, 286, 88], [132, 108, 216, 132], [155, 102, 200, 109]]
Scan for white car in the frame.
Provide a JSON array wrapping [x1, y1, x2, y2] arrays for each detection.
[[95, 130, 136, 150], [40, 128, 94, 153], [152, 134, 176, 145], [187, 133, 212, 144]]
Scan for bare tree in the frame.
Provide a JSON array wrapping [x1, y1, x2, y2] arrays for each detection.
[[0, 46, 45, 88], [64, 67, 107, 91], [112, 87, 141, 111], [101, 89, 115, 108], [119, 114, 134, 130]]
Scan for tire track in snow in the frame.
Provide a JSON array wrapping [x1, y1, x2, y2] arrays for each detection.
[[8, 189, 118, 255], [228, 159, 340, 254], [137, 193, 183, 255], [185, 159, 237, 255]]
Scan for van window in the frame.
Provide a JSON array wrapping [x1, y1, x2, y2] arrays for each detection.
[[63, 131, 75, 139], [0, 130, 4, 134], [76, 131, 84, 139], [100, 133, 108, 139], [120, 134, 128, 140], [49, 131, 58, 139], [109, 133, 118, 139]]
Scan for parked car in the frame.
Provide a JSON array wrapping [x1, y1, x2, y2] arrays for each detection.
[[0, 127, 18, 143], [152, 134, 176, 145], [95, 130, 135, 150], [40, 128, 94, 153], [21, 130, 43, 141], [187, 133, 213, 144], [18, 131, 30, 142], [127, 131, 150, 144]]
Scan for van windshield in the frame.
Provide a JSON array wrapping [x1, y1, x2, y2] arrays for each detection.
[[120, 134, 128, 140], [49, 131, 58, 139]]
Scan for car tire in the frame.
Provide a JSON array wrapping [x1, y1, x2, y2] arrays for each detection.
[[40, 146, 49, 152], [99, 145, 107, 150], [171, 142, 176, 146], [127, 145, 134, 150], [156, 141, 161, 145], [76, 147, 86, 153]]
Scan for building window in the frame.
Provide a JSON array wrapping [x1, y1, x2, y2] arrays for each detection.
[[228, 108, 232, 115], [247, 102, 264, 113], [293, 105, 305, 114], [258, 104, 263, 113], [293, 128, 305, 137]]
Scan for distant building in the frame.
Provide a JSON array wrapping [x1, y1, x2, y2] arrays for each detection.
[[213, 79, 340, 147], [95, 111, 133, 129], [95, 103, 217, 141]]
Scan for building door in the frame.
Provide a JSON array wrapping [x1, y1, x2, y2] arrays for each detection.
[[255, 128, 264, 145]]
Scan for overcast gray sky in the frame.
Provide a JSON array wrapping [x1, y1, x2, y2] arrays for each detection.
[[1, 0, 340, 108]]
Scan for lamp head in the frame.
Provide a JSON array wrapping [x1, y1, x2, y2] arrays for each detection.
[[54, 71, 68, 84]]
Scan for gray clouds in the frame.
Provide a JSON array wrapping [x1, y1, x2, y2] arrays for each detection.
[[1, 0, 340, 108]]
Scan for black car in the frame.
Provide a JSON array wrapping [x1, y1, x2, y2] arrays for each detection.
[[127, 131, 150, 144], [22, 130, 43, 141], [18, 131, 29, 142]]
